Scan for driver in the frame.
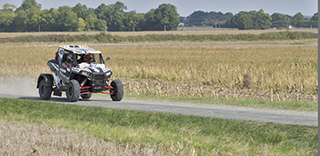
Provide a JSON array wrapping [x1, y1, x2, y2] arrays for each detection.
[[65, 54, 74, 68], [84, 54, 93, 64], [62, 54, 74, 69], [78, 53, 93, 68]]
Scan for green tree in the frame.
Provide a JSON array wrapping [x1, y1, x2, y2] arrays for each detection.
[[95, 1, 127, 31], [77, 17, 86, 31], [0, 4, 16, 31], [153, 3, 179, 31], [237, 12, 251, 30], [224, 15, 237, 28], [15, 0, 41, 12], [11, 10, 28, 31], [38, 9, 50, 31], [291, 12, 304, 27], [95, 3, 108, 20], [39, 8, 60, 31], [225, 9, 272, 30], [12, 0, 41, 31], [2, 3, 16, 12], [256, 9, 272, 29], [271, 13, 290, 28], [140, 9, 156, 30], [72, 3, 87, 18], [82, 8, 97, 19], [311, 12, 318, 21], [124, 11, 142, 31], [271, 13, 289, 21], [85, 14, 97, 31], [56, 6, 78, 31], [94, 19, 107, 31], [186, 11, 233, 26], [72, 3, 100, 31]]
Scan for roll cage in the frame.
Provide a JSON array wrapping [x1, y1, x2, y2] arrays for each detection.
[[58, 45, 105, 67]]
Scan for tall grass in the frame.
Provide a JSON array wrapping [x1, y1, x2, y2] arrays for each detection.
[[0, 43, 317, 103], [109, 46, 317, 98]]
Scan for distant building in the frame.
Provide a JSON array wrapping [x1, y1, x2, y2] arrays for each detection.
[[178, 23, 185, 27]]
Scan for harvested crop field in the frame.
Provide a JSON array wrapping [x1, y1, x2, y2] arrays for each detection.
[[0, 40, 317, 103]]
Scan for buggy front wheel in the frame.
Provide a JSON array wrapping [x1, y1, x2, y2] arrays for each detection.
[[110, 79, 123, 101], [66, 80, 80, 102]]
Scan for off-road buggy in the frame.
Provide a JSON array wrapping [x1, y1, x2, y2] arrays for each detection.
[[36, 45, 124, 102]]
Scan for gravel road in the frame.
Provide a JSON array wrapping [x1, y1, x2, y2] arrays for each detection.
[[0, 93, 317, 127]]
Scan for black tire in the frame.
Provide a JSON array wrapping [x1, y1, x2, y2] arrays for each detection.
[[110, 79, 124, 101], [81, 93, 92, 99], [66, 80, 80, 102], [38, 79, 52, 100]]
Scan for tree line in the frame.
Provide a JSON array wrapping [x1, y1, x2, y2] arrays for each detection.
[[224, 10, 318, 30], [0, 0, 179, 32], [181, 11, 233, 26], [0, 0, 318, 32], [184, 10, 317, 30]]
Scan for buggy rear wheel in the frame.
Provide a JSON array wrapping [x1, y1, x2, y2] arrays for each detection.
[[66, 80, 80, 102], [110, 79, 123, 101], [38, 79, 52, 100]]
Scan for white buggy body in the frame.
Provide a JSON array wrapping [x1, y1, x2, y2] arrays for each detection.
[[36, 45, 123, 102]]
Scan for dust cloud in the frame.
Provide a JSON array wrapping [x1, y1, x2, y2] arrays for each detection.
[[0, 77, 38, 97]]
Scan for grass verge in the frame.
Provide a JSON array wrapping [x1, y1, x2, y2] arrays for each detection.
[[123, 93, 318, 112], [0, 98, 317, 155]]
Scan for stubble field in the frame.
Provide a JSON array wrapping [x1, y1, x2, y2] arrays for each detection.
[[0, 40, 317, 104]]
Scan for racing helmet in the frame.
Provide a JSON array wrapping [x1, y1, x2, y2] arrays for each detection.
[[84, 54, 93, 63], [67, 54, 73, 62]]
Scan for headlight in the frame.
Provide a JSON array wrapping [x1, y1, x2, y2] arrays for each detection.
[[72, 68, 80, 72], [81, 71, 91, 77], [105, 70, 112, 76]]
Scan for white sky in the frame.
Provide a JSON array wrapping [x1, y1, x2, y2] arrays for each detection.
[[0, 0, 318, 16]]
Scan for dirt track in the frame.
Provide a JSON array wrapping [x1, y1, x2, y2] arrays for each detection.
[[0, 77, 317, 127]]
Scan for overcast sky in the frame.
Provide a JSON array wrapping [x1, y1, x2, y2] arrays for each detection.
[[0, 0, 318, 16]]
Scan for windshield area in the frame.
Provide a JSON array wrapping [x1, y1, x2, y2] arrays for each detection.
[[76, 53, 104, 65]]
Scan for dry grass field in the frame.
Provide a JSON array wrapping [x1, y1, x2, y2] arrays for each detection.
[[0, 40, 317, 103], [0, 28, 317, 38], [0, 119, 180, 155]]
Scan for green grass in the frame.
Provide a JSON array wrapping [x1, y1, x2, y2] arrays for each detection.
[[122, 93, 318, 112], [0, 98, 317, 155]]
